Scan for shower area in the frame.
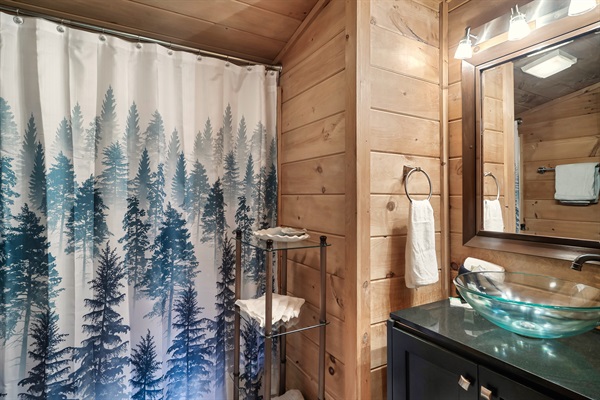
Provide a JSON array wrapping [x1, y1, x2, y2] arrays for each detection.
[[0, 10, 278, 399]]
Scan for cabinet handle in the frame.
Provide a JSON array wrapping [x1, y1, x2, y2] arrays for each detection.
[[480, 386, 493, 400], [458, 375, 471, 391]]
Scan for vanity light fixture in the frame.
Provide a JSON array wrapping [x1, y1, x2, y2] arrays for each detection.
[[568, 0, 597, 16], [521, 49, 577, 78], [454, 26, 477, 60], [508, 5, 530, 41]]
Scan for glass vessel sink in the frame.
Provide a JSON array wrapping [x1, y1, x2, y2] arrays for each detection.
[[454, 272, 600, 339]]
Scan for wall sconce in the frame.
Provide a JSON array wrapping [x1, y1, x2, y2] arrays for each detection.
[[568, 0, 597, 16], [508, 5, 530, 41], [454, 27, 477, 60]]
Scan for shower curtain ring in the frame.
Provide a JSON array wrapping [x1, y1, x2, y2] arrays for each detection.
[[136, 36, 142, 49], [167, 43, 173, 56], [13, 9, 24, 25], [57, 19, 65, 33], [225, 56, 230, 67], [197, 51, 202, 61], [99, 29, 106, 42]]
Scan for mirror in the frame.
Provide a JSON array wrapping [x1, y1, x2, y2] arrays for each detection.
[[480, 29, 600, 241], [462, 6, 600, 259]]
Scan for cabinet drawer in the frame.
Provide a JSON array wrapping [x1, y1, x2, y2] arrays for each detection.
[[478, 366, 554, 400], [389, 325, 478, 400]]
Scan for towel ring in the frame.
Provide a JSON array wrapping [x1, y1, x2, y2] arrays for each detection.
[[404, 166, 432, 203], [484, 172, 500, 201]]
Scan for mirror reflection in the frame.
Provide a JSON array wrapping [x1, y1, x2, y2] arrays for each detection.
[[481, 29, 600, 241]]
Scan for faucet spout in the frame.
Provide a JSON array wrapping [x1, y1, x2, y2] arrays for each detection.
[[571, 254, 600, 271]]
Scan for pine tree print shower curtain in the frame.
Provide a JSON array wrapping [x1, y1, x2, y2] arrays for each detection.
[[0, 11, 278, 399]]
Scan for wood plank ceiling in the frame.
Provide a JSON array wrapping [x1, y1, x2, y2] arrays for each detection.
[[0, 0, 321, 64]]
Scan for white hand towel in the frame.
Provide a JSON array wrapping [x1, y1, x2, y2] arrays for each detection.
[[554, 162, 600, 202], [483, 199, 504, 232], [235, 293, 305, 328], [405, 199, 438, 289]]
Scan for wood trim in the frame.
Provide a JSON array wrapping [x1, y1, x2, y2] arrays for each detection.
[[273, 0, 330, 64], [345, 0, 371, 398], [440, 0, 450, 297], [461, 23, 600, 259]]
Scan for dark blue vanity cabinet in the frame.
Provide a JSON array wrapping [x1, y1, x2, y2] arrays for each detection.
[[388, 301, 600, 400]]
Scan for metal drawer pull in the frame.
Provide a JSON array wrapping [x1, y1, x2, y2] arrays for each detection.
[[480, 386, 493, 400], [458, 375, 472, 391]]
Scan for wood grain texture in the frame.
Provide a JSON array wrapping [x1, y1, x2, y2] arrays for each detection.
[[370, 234, 442, 280], [371, 0, 440, 47], [370, 366, 387, 400], [370, 195, 442, 237], [370, 110, 440, 157], [286, 362, 338, 400], [370, 322, 387, 369], [448, 82, 462, 121], [280, 112, 345, 164], [370, 153, 441, 195], [371, 23, 439, 84], [281, 194, 346, 236], [281, 154, 346, 195], [281, 71, 346, 133], [371, 67, 440, 121], [286, 230, 346, 279]]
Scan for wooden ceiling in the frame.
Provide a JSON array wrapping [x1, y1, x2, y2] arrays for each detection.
[[0, 0, 322, 64]]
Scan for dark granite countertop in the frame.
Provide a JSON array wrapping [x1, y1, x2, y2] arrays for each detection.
[[390, 300, 600, 400]]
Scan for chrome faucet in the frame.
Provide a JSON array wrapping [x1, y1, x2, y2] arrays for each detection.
[[571, 254, 600, 271]]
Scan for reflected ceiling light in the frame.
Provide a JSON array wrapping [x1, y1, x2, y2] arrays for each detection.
[[568, 0, 597, 16], [508, 5, 530, 41], [454, 27, 477, 60], [521, 49, 577, 78]]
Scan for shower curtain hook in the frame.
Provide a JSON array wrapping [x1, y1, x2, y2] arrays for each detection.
[[57, 19, 66, 33], [197, 50, 202, 61], [225, 56, 230, 67], [99, 28, 106, 42], [167, 42, 173, 56], [13, 9, 24, 25], [136, 36, 142, 49]]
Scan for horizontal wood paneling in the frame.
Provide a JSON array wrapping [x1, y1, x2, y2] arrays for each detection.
[[370, 276, 443, 323], [371, 67, 440, 121], [370, 110, 440, 157], [287, 260, 345, 321], [448, 158, 463, 196], [370, 195, 442, 237], [371, 0, 440, 47], [371, 24, 439, 84], [287, 362, 338, 400], [292, 302, 346, 363], [280, 31, 346, 103], [287, 335, 345, 398], [370, 234, 442, 280], [281, 194, 345, 235], [280, 112, 345, 164], [370, 322, 387, 369], [449, 120, 462, 158], [281, 154, 345, 195], [523, 200, 600, 223], [281, 0, 345, 70], [519, 113, 600, 143], [370, 153, 441, 195], [448, 82, 462, 121], [286, 230, 346, 279], [371, 366, 387, 400], [523, 219, 599, 241], [281, 71, 346, 133]]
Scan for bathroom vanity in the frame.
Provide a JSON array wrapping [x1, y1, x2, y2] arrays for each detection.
[[387, 300, 600, 400]]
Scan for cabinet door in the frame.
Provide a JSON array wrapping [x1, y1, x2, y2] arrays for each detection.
[[389, 325, 478, 400], [478, 366, 554, 400]]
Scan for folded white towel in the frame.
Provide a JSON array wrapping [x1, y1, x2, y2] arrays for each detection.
[[272, 389, 304, 400], [462, 257, 505, 273], [554, 162, 600, 202], [235, 294, 305, 328], [405, 199, 438, 289], [483, 199, 504, 232]]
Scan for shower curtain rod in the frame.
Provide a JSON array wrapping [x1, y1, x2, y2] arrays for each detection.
[[0, 4, 283, 73]]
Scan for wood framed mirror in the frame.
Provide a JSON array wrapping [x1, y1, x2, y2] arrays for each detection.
[[462, 8, 600, 261]]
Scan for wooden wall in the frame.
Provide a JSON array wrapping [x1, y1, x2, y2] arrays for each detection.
[[519, 83, 600, 241], [368, 1, 444, 400], [447, 0, 600, 288], [279, 0, 348, 398]]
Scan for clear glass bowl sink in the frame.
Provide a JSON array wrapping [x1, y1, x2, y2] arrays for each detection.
[[454, 272, 600, 339]]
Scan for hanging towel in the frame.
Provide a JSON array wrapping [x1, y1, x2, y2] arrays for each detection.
[[483, 199, 504, 232], [405, 199, 438, 289], [235, 293, 305, 328], [554, 162, 600, 203]]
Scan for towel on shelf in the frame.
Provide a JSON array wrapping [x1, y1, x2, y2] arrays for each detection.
[[554, 162, 600, 203], [405, 199, 438, 289], [235, 293, 305, 328], [483, 199, 504, 232], [272, 389, 304, 400]]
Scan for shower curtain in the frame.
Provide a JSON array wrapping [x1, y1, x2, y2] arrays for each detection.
[[0, 11, 278, 399]]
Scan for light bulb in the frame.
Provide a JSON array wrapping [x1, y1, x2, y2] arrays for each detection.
[[454, 38, 473, 59], [508, 6, 530, 41]]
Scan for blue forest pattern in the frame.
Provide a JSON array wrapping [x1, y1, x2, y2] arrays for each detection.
[[0, 89, 277, 399]]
